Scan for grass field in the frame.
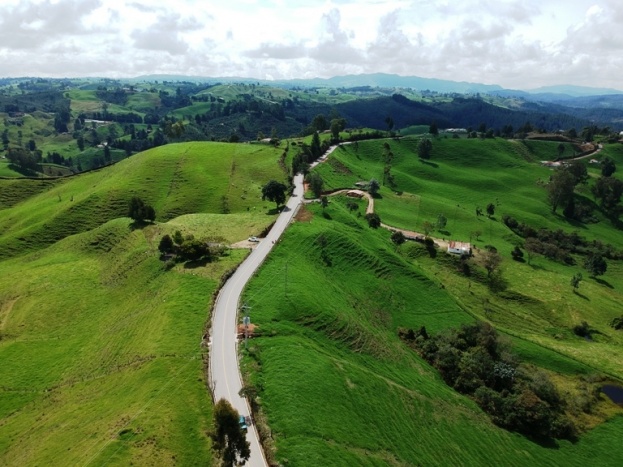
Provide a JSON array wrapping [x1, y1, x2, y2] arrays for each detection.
[[0, 141, 288, 465], [241, 197, 623, 466]]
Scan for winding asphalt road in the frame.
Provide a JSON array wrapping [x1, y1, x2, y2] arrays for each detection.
[[209, 173, 304, 467]]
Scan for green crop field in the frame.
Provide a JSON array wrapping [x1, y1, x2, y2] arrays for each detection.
[[0, 141, 288, 465], [241, 196, 623, 466]]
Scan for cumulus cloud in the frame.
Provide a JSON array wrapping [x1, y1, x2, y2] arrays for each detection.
[[0, 0, 101, 49], [131, 14, 200, 55], [0, 0, 621, 89]]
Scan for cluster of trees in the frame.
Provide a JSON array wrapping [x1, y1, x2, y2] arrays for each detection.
[[158, 230, 225, 263], [546, 158, 621, 221], [403, 321, 575, 440], [5, 147, 41, 172], [503, 216, 620, 277], [291, 133, 331, 174]]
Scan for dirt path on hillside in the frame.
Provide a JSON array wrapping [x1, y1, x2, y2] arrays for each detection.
[[324, 189, 452, 250]]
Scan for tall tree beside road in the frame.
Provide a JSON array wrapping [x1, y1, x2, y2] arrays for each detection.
[[307, 172, 324, 198], [262, 180, 287, 208], [210, 399, 250, 467]]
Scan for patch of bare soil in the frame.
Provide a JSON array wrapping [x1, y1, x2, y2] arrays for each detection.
[[231, 240, 260, 249], [295, 205, 313, 222]]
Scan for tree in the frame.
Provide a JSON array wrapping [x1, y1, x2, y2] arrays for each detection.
[[330, 118, 346, 141], [557, 143, 565, 158], [570, 273, 583, 292], [320, 195, 329, 210], [511, 246, 524, 261], [566, 161, 588, 185], [210, 399, 250, 466], [429, 121, 439, 136], [385, 116, 394, 134], [422, 221, 434, 236], [306, 172, 324, 198], [436, 213, 447, 230], [584, 253, 607, 277], [418, 138, 433, 159], [312, 114, 327, 132], [368, 178, 380, 196], [127, 197, 156, 222], [391, 230, 406, 249], [483, 247, 502, 278], [547, 169, 575, 213], [310, 131, 321, 159], [486, 203, 495, 218], [261, 180, 287, 208], [591, 176, 623, 217], [365, 212, 381, 228], [601, 157, 616, 177], [77, 135, 85, 151], [158, 234, 174, 254]]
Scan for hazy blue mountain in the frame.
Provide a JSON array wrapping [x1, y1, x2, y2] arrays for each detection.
[[527, 85, 623, 97]]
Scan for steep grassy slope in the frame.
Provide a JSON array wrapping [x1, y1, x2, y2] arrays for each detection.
[[0, 141, 287, 465], [241, 198, 623, 466]]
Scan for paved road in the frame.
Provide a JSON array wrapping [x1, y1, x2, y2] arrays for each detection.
[[209, 173, 304, 467]]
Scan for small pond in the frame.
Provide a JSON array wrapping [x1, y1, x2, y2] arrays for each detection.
[[602, 385, 623, 405]]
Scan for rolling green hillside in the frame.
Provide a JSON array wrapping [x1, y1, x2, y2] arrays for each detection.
[[0, 141, 286, 259], [310, 137, 623, 376], [0, 141, 287, 465], [241, 197, 623, 466]]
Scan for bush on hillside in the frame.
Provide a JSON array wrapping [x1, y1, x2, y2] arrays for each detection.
[[503, 215, 623, 261], [402, 321, 575, 440], [158, 232, 224, 264], [128, 196, 155, 223]]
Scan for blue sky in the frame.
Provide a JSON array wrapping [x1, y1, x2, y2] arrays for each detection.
[[0, 0, 622, 90]]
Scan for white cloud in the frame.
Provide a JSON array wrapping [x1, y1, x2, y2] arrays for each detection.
[[0, 0, 621, 89]]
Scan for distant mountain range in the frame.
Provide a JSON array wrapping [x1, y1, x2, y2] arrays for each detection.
[[133, 73, 623, 99]]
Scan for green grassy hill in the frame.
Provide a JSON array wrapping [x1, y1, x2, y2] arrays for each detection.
[[0, 141, 286, 260], [241, 196, 623, 466], [0, 141, 287, 465], [311, 138, 623, 374]]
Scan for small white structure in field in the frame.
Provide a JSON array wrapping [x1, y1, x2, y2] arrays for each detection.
[[447, 241, 471, 256]]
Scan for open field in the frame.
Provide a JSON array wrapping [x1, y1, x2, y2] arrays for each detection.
[[242, 198, 623, 466], [0, 141, 288, 465]]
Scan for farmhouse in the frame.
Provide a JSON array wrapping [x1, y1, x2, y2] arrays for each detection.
[[447, 241, 471, 256]]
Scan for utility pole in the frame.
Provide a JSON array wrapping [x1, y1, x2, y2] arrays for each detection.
[[241, 302, 251, 348]]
